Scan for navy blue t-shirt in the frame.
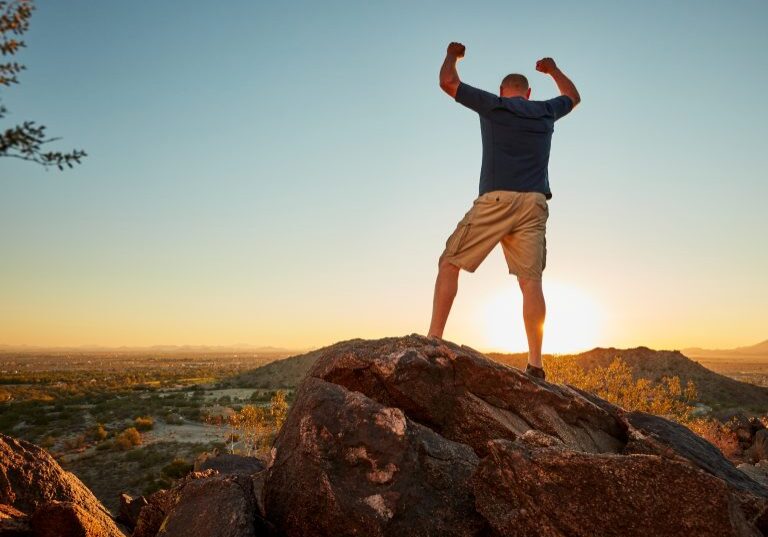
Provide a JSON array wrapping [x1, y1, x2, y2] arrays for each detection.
[[454, 81, 573, 199]]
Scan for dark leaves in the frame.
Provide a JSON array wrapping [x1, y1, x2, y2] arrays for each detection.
[[1, 0, 87, 171], [1, 121, 87, 169]]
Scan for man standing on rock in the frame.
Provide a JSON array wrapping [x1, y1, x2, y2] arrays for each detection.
[[427, 42, 580, 381]]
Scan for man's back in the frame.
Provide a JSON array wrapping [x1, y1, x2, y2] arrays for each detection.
[[455, 81, 574, 199], [430, 43, 581, 377]]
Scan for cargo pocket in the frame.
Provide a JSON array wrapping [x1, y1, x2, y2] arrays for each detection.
[[537, 197, 549, 219], [445, 222, 471, 256]]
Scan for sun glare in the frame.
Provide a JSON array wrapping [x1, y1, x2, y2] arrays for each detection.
[[479, 280, 604, 354]]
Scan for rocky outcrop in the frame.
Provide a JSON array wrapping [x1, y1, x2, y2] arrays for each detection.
[[131, 470, 271, 537], [7, 335, 768, 537], [711, 412, 768, 463], [226, 342, 768, 413], [724, 413, 767, 448], [0, 433, 124, 537], [30, 500, 117, 537], [264, 377, 485, 536], [263, 334, 768, 537], [740, 461, 768, 488], [117, 455, 269, 537], [117, 493, 147, 532], [621, 410, 768, 496], [474, 439, 760, 537]]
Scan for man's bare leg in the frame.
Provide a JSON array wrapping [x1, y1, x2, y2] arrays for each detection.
[[518, 276, 546, 368], [427, 259, 461, 338]]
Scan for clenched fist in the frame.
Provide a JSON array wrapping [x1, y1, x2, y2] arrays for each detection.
[[447, 42, 465, 59], [535, 57, 557, 74]]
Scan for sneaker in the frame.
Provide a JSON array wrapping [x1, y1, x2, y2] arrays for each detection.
[[525, 363, 546, 380]]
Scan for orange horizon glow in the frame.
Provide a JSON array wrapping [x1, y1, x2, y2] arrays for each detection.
[[479, 280, 604, 355]]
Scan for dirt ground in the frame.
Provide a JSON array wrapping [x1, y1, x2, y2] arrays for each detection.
[[146, 420, 223, 444]]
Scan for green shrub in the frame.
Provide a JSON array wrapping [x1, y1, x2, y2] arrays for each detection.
[[62, 434, 86, 450], [30, 413, 51, 426], [164, 412, 184, 425], [161, 458, 192, 479], [179, 407, 201, 421], [90, 423, 108, 441], [142, 477, 172, 496]]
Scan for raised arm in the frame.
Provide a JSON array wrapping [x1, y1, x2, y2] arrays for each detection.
[[535, 57, 581, 107], [439, 42, 465, 98]]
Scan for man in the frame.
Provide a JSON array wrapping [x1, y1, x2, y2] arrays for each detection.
[[427, 41, 580, 380]]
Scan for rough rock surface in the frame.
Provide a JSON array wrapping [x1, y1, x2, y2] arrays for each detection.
[[623, 410, 768, 496], [0, 503, 31, 536], [307, 335, 626, 457], [117, 493, 147, 532], [30, 500, 119, 537], [264, 377, 486, 536], [741, 462, 768, 488], [474, 439, 761, 537], [263, 334, 768, 537], [131, 470, 270, 537], [0, 433, 124, 537]]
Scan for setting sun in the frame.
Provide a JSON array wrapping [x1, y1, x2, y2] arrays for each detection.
[[480, 280, 604, 354]]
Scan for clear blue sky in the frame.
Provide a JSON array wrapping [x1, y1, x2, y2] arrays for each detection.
[[1, 0, 767, 352]]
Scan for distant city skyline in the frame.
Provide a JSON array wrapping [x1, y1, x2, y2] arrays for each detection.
[[2, 1, 767, 353]]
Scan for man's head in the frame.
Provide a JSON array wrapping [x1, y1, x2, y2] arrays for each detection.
[[500, 73, 531, 99]]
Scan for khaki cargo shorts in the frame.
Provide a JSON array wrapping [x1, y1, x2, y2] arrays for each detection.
[[438, 190, 549, 280]]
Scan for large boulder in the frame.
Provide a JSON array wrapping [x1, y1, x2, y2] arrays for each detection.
[[263, 334, 768, 537], [0, 433, 124, 537], [30, 500, 118, 537], [474, 439, 761, 537], [263, 377, 486, 536], [131, 470, 271, 537], [306, 335, 625, 456]]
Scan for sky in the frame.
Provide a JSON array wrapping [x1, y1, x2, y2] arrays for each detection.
[[1, 0, 767, 354]]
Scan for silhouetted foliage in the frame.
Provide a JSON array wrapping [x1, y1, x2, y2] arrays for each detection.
[[134, 415, 155, 431], [114, 426, 142, 450], [206, 390, 290, 457], [1, 0, 86, 170], [549, 356, 698, 422], [548, 356, 748, 459]]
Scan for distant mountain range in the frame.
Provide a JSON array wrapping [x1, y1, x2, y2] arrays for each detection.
[[0, 343, 308, 354], [681, 339, 768, 358], [488, 346, 768, 412], [222, 340, 768, 413]]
